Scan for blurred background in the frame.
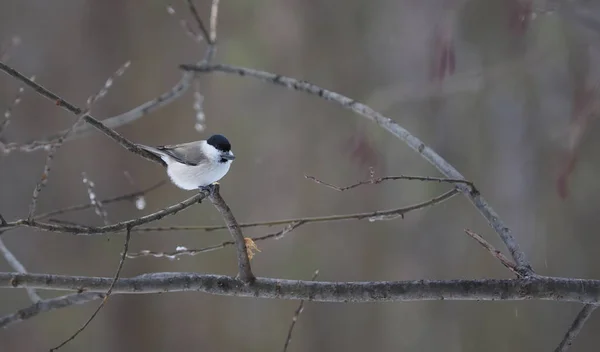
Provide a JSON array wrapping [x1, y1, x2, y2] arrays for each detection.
[[1, 0, 600, 351]]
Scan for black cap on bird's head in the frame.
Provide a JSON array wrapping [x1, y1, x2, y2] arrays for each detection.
[[206, 134, 231, 152]]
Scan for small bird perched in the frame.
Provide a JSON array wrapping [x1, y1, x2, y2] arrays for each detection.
[[137, 134, 235, 190]]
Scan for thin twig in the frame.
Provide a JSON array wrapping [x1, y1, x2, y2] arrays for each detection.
[[207, 184, 255, 283], [2, 189, 210, 235], [127, 221, 306, 259], [0, 2, 223, 154], [34, 179, 166, 220], [27, 108, 89, 219], [0, 238, 41, 302], [186, 0, 211, 43], [554, 304, 598, 352], [51, 226, 133, 351], [132, 188, 458, 234], [180, 63, 534, 276], [0, 61, 163, 164], [305, 174, 473, 191], [283, 269, 319, 352], [464, 229, 522, 277], [165, 3, 202, 43], [36, 191, 203, 232], [128, 189, 457, 259], [0, 292, 104, 329]]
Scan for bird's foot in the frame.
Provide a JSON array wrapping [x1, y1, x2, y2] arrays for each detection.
[[199, 182, 220, 196]]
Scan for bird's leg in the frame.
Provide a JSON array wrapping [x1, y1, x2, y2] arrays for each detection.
[[199, 182, 219, 196]]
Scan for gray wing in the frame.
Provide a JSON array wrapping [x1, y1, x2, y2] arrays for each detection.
[[156, 142, 208, 166]]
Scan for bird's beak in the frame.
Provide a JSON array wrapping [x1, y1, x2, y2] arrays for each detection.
[[222, 152, 235, 160]]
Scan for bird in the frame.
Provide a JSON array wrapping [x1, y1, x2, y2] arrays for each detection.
[[137, 134, 235, 191]]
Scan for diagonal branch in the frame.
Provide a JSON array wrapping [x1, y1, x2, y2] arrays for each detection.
[[283, 269, 319, 352], [27, 108, 89, 219], [207, 184, 255, 283], [186, 0, 211, 43], [0, 61, 163, 165], [0, 238, 41, 302], [51, 226, 133, 351], [180, 63, 534, 276], [34, 179, 166, 220], [1, 189, 210, 235], [464, 229, 521, 277], [0, 292, 104, 329], [554, 304, 598, 352]]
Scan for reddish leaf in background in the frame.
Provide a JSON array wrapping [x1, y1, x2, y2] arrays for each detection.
[[507, 0, 532, 35], [431, 18, 456, 82], [556, 85, 599, 199], [343, 130, 380, 174]]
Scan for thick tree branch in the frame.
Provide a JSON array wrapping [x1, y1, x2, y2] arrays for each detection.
[[207, 184, 255, 283], [2, 272, 600, 304], [554, 304, 598, 352], [180, 63, 534, 276]]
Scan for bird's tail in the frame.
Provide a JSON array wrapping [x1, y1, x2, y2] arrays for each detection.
[[136, 144, 168, 166]]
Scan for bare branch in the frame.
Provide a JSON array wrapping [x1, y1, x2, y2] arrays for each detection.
[[132, 188, 458, 234], [127, 189, 456, 259], [180, 63, 534, 276], [186, 0, 211, 43], [51, 226, 132, 351], [3, 272, 600, 304], [35, 179, 166, 220], [0, 292, 104, 329], [165, 4, 202, 43], [0, 2, 224, 155], [27, 108, 89, 219], [0, 61, 163, 164], [464, 229, 522, 277], [283, 269, 319, 352], [2, 190, 210, 235], [305, 174, 473, 191], [554, 304, 598, 352], [207, 184, 255, 283], [127, 221, 305, 259], [0, 238, 41, 302]]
